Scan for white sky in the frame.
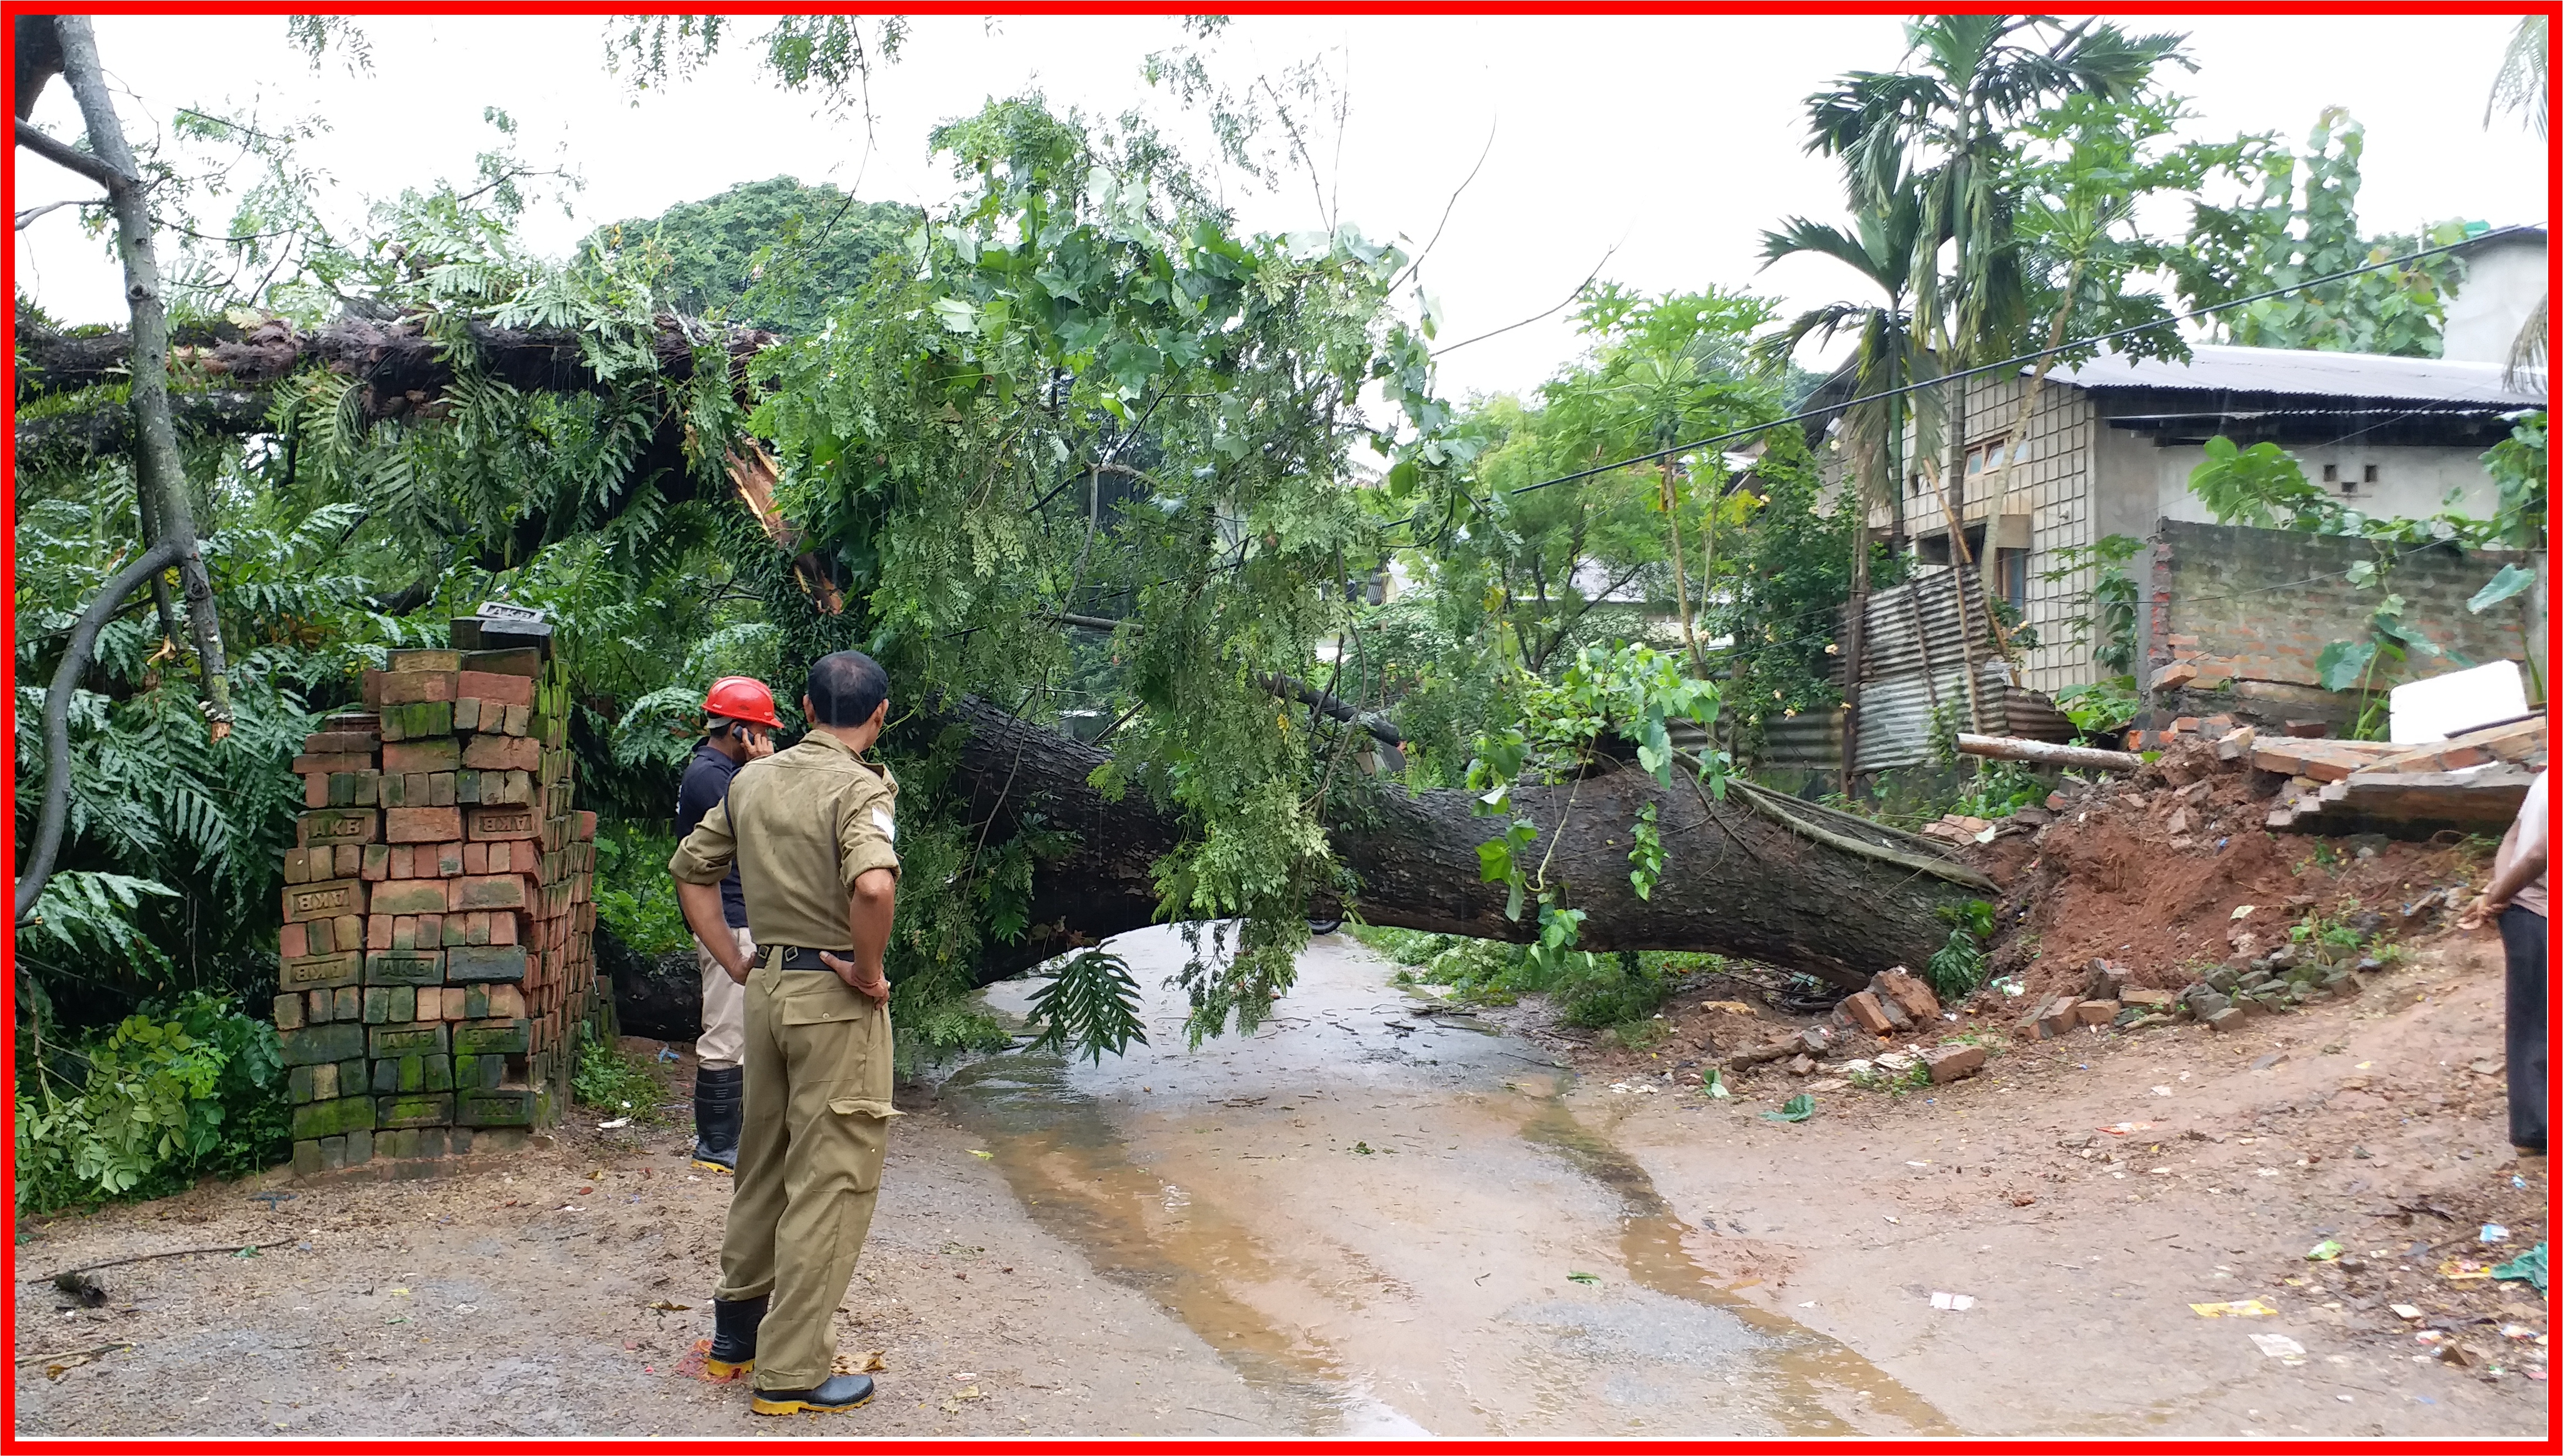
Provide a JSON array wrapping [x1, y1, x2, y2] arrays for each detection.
[[15, 12, 2547, 402]]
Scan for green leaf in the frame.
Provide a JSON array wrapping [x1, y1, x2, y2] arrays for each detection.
[[2470, 563, 2537, 613], [1762, 1093, 1816, 1123], [1476, 839, 1514, 883], [2343, 558, 2376, 588], [1023, 950, 1151, 1064], [2313, 638, 2377, 691], [1566, 1271, 1601, 1285]]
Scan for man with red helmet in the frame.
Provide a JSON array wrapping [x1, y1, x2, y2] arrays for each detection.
[[676, 675, 782, 1171]]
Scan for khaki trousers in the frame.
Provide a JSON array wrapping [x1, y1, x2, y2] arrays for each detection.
[[712, 953, 898, 1391], [694, 926, 754, 1070]]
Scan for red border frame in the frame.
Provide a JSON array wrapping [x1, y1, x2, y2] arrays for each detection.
[[3, 3, 2556, 1452]]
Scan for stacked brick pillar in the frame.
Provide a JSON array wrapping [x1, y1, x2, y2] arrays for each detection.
[[274, 632, 601, 1176]]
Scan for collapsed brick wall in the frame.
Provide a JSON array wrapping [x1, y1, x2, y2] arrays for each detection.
[[2145, 518, 2536, 731], [275, 639, 600, 1176]]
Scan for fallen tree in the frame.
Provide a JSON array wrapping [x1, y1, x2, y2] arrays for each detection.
[[933, 695, 1986, 992]]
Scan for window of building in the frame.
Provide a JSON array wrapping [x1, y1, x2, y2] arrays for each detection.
[[2363, 464, 2379, 484], [1995, 546, 2029, 612]]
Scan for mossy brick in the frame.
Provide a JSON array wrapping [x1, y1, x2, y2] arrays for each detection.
[[429, 771, 457, 807], [369, 1021, 449, 1058], [380, 1128, 416, 1160], [319, 1136, 347, 1172], [445, 946, 529, 983], [335, 1056, 365, 1093], [386, 649, 462, 673], [292, 1139, 323, 1177], [377, 669, 458, 705], [395, 1053, 424, 1092], [280, 951, 362, 993], [480, 1054, 511, 1090], [302, 988, 332, 1025], [364, 949, 443, 986], [452, 1018, 531, 1056], [377, 1093, 454, 1130], [287, 1064, 316, 1104], [386, 806, 463, 844], [292, 751, 373, 775], [290, 1095, 374, 1141], [450, 874, 526, 912], [424, 1054, 454, 1093], [311, 1062, 339, 1100], [283, 878, 365, 923], [390, 985, 417, 1022], [327, 772, 360, 806], [298, 809, 377, 847], [280, 1022, 366, 1065], [418, 1127, 451, 1158], [434, 841, 465, 877], [332, 986, 361, 1021], [273, 993, 305, 1031], [384, 738, 462, 774], [456, 1089, 536, 1127], [454, 1053, 478, 1088], [361, 844, 390, 880], [345, 1127, 373, 1165], [368, 879, 449, 916], [456, 771, 483, 804], [362, 986, 390, 1023], [370, 1058, 397, 1095]]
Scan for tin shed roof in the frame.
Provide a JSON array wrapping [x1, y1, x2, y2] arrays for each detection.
[[2046, 344, 2543, 408]]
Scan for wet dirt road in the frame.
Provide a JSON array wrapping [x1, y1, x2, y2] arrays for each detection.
[[947, 927, 1952, 1439]]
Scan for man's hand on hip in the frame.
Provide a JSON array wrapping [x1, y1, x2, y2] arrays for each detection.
[[819, 951, 891, 1004]]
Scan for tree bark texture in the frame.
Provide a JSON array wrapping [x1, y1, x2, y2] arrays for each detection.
[[43, 16, 233, 727], [929, 695, 1980, 991]]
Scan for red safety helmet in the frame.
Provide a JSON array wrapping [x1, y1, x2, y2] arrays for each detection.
[[702, 676, 783, 729]]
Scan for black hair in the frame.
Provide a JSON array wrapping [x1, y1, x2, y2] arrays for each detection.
[[806, 650, 888, 728]]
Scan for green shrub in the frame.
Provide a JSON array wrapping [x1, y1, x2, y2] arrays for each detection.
[[1561, 952, 1670, 1028], [592, 822, 694, 957], [16, 992, 289, 1213], [571, 1024, 667, 1121]]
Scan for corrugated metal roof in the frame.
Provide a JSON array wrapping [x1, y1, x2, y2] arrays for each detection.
[[2048, 344, 2542, 407]]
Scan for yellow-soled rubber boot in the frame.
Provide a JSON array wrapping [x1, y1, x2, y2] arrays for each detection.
[[704, 1293, 765, 1380], [752, 1374, 875, 1415]]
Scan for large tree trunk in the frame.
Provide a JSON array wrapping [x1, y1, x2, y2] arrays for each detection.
[[932, 696, 1981, 992]]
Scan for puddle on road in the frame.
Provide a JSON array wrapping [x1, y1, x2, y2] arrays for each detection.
[[1518, 1097, 1954, 1437], [946, 1049, 1426, 1437], [938, 927, 1954, 1438]]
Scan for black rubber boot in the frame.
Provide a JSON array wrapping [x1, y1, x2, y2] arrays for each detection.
[[692, 1065, 742, 1173], [705, 1293, 766, 1380], [752, 1373, 875, 1415]]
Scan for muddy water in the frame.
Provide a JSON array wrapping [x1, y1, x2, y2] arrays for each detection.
[[941, 927, 1953, 1438]]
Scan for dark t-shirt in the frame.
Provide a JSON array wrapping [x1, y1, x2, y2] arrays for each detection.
[[676, 739, 748, 928]]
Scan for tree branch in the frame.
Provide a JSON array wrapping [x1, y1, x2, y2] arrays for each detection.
[[13, 117, 129, 192]]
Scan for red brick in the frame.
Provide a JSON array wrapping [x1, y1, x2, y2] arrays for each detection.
[[467, 807, 540, 843], [502, 704, 532, 737], [283, 879, 365, 923], [456, 670, 535, 707], [292, 752, 374, 775], [382, 738, 462, 774], [437, 841, 466, 877], [2075, 999, 2119, 1026], [385, 807, 462, 844], [1842, 991, 1895, 1036], [462, 734, 540, 772], [280, 922, 309, 960], [392, 915, 418, 951], [1872, 969, 1941, 1023], [1924, 1045, 1985, 1083], [304, 774, 330, 809], [490, 912, 517, 947], [370, 879, 450, 916], [463, 842, 489, 876]]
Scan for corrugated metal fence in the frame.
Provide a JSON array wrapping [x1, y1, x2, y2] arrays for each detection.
[[1842, 566, 2073, 772]]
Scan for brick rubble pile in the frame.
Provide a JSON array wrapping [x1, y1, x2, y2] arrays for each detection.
[[275, 632, 599, 1176]]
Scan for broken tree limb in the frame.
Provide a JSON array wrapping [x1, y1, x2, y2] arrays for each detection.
[[15, 538, 184, 923], [1954, 733, 2142, 773], [1048, 611, 1406, 749], [924, 695, 1982, 990]]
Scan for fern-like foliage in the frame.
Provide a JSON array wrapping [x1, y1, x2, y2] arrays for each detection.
[[1021, 950, 1151, 1065]]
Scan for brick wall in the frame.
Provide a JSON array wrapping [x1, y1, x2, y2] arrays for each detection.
[[2147, 519, 2537, 731]]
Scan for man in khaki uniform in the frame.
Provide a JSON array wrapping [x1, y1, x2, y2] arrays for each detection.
[[671, 650, 901, 1415]]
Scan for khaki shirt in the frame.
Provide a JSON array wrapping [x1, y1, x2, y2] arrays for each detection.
[[669, 732, 899, 952]]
